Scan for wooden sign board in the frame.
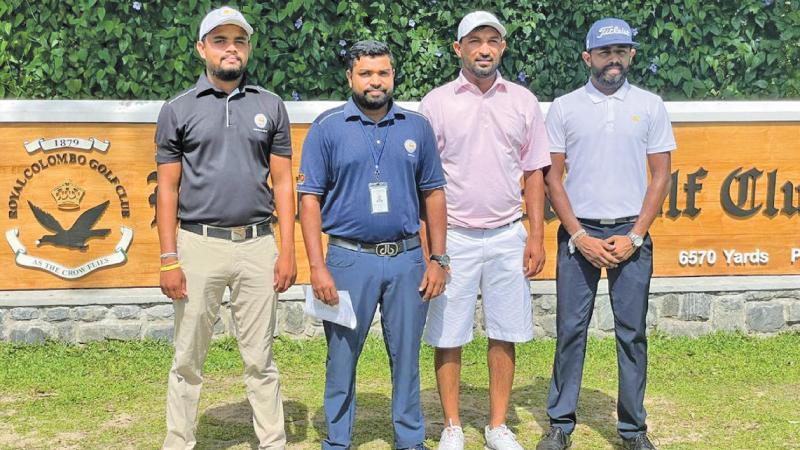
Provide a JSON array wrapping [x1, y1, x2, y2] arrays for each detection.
[[0, 121, 797, 290]]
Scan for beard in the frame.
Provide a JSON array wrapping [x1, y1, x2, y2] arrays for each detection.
[[208, 57, 244, 82], [464, 57, 500, 79], [210, 65, 244, 81], [352, 87, 393, 110], [591, 62, 628, 90]]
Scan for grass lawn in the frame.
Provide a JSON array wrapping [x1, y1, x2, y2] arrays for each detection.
[[1, 332, 799, 449]]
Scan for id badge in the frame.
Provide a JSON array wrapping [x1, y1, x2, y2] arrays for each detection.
[[369, 182, 389, 214]]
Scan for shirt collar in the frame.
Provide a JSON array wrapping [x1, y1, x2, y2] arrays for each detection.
[[195, 73, 256, 97], [454, 70, 508, 95], [584, 78, 631, 103], [343, 97, 403, 124]]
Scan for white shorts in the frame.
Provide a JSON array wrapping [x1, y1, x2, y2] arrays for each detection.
[[424, 220, 533, 347]]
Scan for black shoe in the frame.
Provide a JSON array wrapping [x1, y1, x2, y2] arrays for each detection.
[[536, 426, 571, 450], [622, 433, 656, 450]]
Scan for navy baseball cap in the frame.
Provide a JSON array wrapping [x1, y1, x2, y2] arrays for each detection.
[[585, 18, 638, 51]]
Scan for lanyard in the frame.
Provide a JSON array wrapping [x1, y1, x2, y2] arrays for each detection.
[[358, 119, 390, 179]]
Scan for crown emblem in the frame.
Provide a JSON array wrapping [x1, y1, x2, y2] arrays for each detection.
[[51, 180, 86, 210]]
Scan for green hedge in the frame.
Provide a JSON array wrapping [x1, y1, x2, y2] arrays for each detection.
[[2, 0, 798, 101]]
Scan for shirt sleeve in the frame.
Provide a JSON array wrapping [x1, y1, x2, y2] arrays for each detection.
[[647, 99, 677, 154], [297, 121, 328, 195], [519, 96, 552, 171], [416, 117, 447, 191], [545, 98, 567, 154], [154, 102, 183, 164], [418, 95, 445, 153], [270, 99, 293, 156]]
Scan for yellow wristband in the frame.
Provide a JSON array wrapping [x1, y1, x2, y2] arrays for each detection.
[[160, 262, 181, 272]]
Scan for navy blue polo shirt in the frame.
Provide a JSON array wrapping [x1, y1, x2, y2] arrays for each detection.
[[298, 98, 445, 243]]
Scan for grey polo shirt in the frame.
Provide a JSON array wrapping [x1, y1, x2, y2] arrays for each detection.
[[155, 74, 292, 227]]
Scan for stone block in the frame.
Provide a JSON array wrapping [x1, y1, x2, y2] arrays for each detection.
[[145, 305, 174, 320], [77, 324, 107, 343], [660, 294, 679, 318], [75, 306, 107, 322], [646, 306, 657, 330], [112, 305, 141, 320], [104, 323, 142, 341], [213, 317, 227, 336], [144, 324, 174, 341], [534, 295, 556, 315], [657, 319, 711, 337], [746, 303, 785, 333], [786, 302, 800, 324], [539, 314, 556, 338], [44, 307, 71, 322], [594, 296, 614, 332], [10, 307, 39, 321], [711, 296, 746, 332], [283, 303, 305, 335], [54, 323, 76, 343], [678, 293, 711, 321], [9, 324, 49, 344]]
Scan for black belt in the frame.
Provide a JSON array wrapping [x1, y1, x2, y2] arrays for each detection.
[[328, 234, 421, 257], [578, 215, 638, 226], [180, 220, 272, 241]]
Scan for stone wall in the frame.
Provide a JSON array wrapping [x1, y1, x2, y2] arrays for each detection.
[[1, 276, 799, 343]]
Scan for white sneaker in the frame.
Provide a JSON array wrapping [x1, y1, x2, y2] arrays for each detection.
[[484, 424, 525, 450], [436, 421, 465, 450]]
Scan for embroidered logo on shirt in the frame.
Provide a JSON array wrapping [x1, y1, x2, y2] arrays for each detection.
[[404, 139, 417, 154], [296, 173, 305, 184], [254, 113, 268, 128], [631, 114, 641, 123]]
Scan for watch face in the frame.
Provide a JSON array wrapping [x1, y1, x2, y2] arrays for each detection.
[[432, 254, 450, 266]]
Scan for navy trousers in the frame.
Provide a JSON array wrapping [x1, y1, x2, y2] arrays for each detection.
[[546, 221, 653, 439], [322, 244, 428, 449]]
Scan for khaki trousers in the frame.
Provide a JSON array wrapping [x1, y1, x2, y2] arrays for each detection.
[[162, 229, 286, 450]]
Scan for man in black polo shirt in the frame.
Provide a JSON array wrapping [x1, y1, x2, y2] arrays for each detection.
[[154, 6, 296, 449]]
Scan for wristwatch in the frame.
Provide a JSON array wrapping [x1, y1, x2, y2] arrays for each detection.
[[627, 232, 644, 248], [430, 254, 450, 269]]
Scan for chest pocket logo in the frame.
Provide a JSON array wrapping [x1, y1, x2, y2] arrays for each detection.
[[404, 139, 417, 156], [254, 113, 268, 128]]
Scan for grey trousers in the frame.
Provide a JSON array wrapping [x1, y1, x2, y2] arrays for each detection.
[[546, 221, 653, 440]]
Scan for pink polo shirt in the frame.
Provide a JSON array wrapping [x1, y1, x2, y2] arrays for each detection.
[[420, 71, 551, 229]]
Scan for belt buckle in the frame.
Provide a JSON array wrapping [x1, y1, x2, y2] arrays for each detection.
[[231, 226, 247, 242], [599, 219, 615, 225], [375, 242, 399, 256]]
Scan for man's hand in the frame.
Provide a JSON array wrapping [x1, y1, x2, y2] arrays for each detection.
[[606, 235, 637, 263], [524, 236, 546, 278], [575, 235, 621, 269], [419, 262, 447, 301], [273, 252, 297, 293], [160, 265, 187, 300], [311, 266, 339, 305]]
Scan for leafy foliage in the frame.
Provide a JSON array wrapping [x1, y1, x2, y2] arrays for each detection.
[[1, 0, 798, 100]]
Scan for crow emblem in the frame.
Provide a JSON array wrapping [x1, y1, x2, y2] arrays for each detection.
[[28, 200, 111, 250]]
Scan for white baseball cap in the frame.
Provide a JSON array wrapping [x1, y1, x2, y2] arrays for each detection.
[[457, 11, 506, 41], [198, 6, 254, 41]]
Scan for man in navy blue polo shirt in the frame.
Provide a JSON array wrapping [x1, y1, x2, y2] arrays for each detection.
[[298, 40, 448, 450]]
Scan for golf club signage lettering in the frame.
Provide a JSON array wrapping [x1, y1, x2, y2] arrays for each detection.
[[660, 167, 799, 268], [4, 138, 134, 279]]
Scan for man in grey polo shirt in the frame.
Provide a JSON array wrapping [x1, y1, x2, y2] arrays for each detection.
[[154, 6, 296, 449], [537, 18, 674, 450]]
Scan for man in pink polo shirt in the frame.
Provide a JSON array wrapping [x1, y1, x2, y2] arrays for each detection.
[[420, 10, 551, 450]]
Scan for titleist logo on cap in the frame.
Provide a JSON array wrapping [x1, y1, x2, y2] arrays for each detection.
[[597, 25, 631, 38]]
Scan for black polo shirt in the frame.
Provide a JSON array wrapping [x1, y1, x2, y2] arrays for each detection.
[[155, 74, 292, 227]]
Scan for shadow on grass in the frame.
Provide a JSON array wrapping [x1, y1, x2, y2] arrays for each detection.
[[192, 374, 619, 449], [302, 377, 619, 448], [197, 399, 310, 449]]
